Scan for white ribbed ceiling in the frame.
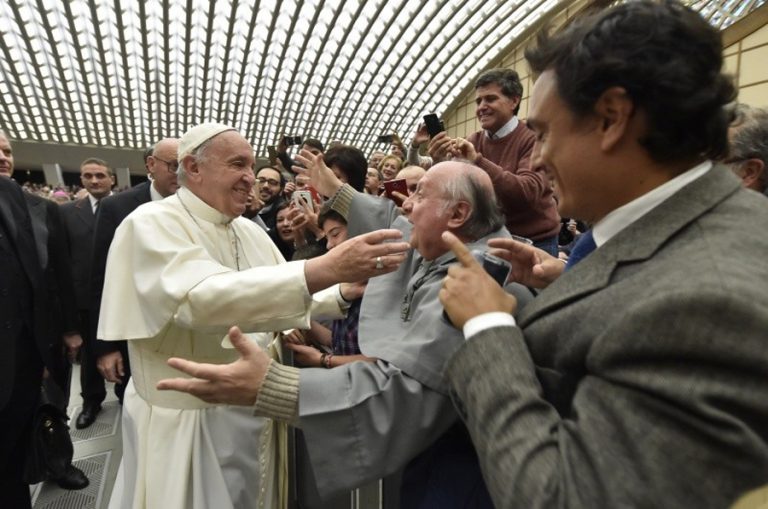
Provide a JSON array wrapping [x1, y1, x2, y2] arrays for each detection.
[[0, 0, 763, 158]]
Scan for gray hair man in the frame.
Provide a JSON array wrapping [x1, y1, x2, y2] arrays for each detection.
[[728, 104, 768, 195]]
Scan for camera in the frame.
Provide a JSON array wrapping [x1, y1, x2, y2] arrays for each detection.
[[282, 136, 303, 147], [377, 134, 394, 144]]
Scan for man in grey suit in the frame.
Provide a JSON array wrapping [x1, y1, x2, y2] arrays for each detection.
[[439, 1, 768, 508]]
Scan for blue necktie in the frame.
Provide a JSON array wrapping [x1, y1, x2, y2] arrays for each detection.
[[565, 229, 596, 271]]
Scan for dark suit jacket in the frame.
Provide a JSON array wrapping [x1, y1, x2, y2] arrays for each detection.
[[0, 179, 61, 409], [446, 166, 768, 508], [25, 192, 79, 392], [90, 181, 152, 357], [60, 196, 97, 310]]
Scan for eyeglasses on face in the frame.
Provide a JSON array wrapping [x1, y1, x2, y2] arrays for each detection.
[[153, 156, 179, 173], [258, 177, 281, 186]]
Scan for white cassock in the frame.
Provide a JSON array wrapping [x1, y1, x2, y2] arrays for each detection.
[[98, 187, 343, 509]]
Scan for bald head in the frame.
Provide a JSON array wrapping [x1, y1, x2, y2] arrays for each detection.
[[396, 165, 426, 194], [431, 161, 503, 240]]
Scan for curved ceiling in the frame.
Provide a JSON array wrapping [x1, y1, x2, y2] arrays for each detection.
[[0, 0, 764, 162]]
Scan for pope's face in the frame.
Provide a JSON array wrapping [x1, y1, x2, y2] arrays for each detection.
[[189, 131, 256, 218]]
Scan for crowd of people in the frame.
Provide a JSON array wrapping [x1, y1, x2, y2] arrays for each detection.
[[1, 1, 768, 508]]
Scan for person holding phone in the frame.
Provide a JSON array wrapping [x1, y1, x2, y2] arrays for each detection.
[[276, 135, 325, 175], [406, 122, 434, 170], [429, 68, 562, 256]]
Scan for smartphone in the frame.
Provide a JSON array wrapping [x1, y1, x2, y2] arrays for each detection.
[[306, 185, 321, 203], [471, 250, 511, 286], [383, 178, 408, 206], [423, 113, 445, 138], [377, 134, 394, 144], [267, 145, 278, 164], [283, 136, 303, 146], [442, 249, 511, 327], [293, 190, 313, 209]]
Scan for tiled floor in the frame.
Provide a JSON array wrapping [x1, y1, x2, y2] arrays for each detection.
[[31, 365, 122, 509]]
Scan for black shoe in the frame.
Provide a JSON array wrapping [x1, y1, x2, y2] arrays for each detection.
[[75, 402, 102, 429], [54, 465, 89, 490]]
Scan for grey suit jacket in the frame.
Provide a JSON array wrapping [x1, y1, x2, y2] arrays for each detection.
[[445, 165, 768, 508]]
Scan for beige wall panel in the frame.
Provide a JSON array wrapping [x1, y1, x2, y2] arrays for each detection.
[[739, 46, 768, 85], [519, 98, 529, 119], [463, 103, 474, 123], [724, 42, 740, 56], [742, 24, 768, 49], [724, 53, 740, 80], [738, 82, 768, 107]]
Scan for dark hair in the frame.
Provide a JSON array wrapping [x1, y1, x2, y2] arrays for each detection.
[[81, 157, 112, 173], [475, 68, 523, 115], [270, 201, 295, 260], [323, 145, 367, 192], [317, 202, 347, 230], [525, 0, 736, 163], [256, 165, 285, 188], [303, 138, 325, 153]]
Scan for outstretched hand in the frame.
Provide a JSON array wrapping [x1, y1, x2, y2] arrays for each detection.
[[156, 326, 271, 406], [440, 232, 517, 329], [293, 149, 343, 198], [487, 237, 565, 289]]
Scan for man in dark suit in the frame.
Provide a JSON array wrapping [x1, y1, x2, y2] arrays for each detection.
[[439, 2, 768, 508], [60, 157, 114, 429], [0, 156, 64, 507], [90, 138, 179, 399], [1, 130, 89, 490]]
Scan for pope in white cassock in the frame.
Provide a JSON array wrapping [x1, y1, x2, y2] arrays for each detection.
[[97, 123, 408, 509]]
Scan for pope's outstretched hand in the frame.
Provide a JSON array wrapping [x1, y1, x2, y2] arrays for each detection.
[[157, 326, 270, 406]]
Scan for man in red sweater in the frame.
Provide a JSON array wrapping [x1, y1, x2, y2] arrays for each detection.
[[429, 69, 561, 254]]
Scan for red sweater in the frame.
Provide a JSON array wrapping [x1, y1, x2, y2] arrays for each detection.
[[467, 123, 560, 240]]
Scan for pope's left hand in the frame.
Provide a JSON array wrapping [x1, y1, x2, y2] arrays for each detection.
[[156, 326, 271, 406], [439, 232, 517, 329]]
